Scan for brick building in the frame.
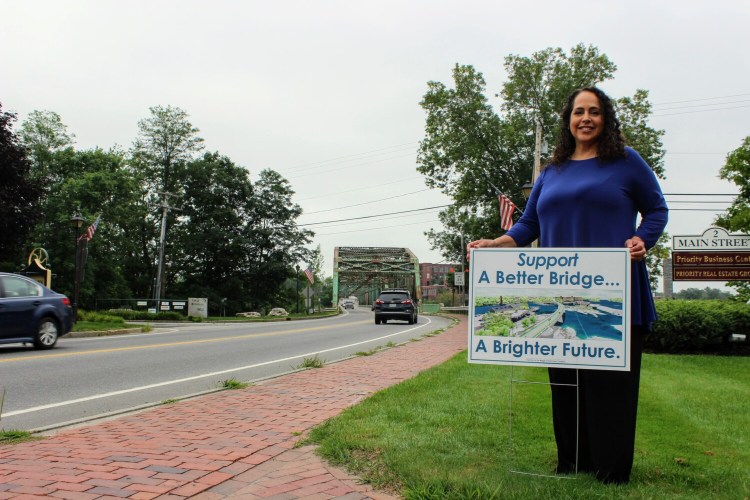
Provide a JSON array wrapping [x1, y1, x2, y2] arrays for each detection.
[[419, 262, 459, 300]]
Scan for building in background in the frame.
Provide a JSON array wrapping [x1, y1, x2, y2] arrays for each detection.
[[419, 262, 459, 301]]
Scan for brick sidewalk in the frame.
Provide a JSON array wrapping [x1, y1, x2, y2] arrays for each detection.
[[0, 316, 467, 499]]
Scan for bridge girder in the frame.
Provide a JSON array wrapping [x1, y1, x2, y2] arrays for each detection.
[[333, 246, 421, 305]]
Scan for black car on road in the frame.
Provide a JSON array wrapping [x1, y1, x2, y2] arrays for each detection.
[[0, 272, 74, 349], [373, 289, 418, 325]]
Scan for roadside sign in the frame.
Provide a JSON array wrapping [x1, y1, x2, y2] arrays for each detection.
[[454, 272, 465, 286], [672, 228, 750, 281], [468, 248, 631, 371]]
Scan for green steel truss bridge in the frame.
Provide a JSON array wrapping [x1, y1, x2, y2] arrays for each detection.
[[333, 246, 421, 306]]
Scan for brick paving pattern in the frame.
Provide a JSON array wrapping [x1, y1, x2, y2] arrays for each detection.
[[0, 316, 467, 499]]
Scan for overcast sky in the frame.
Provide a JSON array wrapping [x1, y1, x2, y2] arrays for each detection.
[[2, 1, 748, 289]]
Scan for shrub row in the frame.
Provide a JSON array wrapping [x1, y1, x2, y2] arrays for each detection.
[[104, 309, 184, 321], [647, 300, 750, 353], [77, 310, 126, 324]]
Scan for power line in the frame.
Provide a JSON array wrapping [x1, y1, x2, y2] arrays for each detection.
[[288, 151, 417, 179], [300, 193, 739, 228], [296, 176, 425, 201], [308, 207, 445, 229], [280, 142, 418, 174], [302, 189, 431, 215], [316, 218, 440, 236], [299, 205, 451, 227], [654, 99, 750, 111], [653, 104, 750, 117], [653, 93, 750, 106], [664, 193, 737, 196]]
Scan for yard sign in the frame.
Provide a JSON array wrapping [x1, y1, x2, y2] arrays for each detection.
[[468, 248, 631, 371]]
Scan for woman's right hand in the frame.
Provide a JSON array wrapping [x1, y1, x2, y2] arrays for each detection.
[[466, 235, 517, 261]]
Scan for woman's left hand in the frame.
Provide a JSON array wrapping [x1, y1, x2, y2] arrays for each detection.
[[625, 236, 647, 261]]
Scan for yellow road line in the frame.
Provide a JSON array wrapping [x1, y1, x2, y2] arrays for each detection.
[[0, 319, 371, 363]]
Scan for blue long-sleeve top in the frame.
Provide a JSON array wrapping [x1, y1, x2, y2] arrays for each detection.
[[506, 147, 669, 328]]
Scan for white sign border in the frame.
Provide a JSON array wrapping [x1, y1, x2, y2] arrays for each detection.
[[468, 248, 631, 371]]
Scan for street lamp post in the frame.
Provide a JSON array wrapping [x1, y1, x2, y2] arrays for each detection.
[[295, 265, 300, 314], [70, 212, 85, 321]]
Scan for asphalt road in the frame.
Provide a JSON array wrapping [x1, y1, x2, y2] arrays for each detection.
[[0, 308, 452, 432]]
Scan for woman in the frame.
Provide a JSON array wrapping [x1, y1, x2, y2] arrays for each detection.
[[467, 87, 668, 484]]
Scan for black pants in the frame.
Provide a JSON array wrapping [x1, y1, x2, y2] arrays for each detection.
[[548, 327, 645, 484]]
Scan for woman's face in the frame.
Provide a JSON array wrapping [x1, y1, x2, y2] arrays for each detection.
[[569, 91, 603, 147]]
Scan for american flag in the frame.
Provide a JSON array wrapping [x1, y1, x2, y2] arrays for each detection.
[[79, 213, 102, 242], [304, 266, 315, 285], [498, 195, 516, 231]]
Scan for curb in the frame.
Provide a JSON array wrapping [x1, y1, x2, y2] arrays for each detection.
[[66, 327, 144, 338]]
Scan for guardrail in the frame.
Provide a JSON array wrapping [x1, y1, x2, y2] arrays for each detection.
[[440, 306, 469, 314]]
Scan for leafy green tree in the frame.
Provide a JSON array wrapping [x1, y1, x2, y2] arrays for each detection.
[[168, 152, 254, 315], [243, 169, 314, 311], [319, 275, 334, 308], [131, 105, 204, 195], [674, 287, 733, 300], [0, 103, 44, 269], [717, 136, 750, 232], [716, 136, 750, 300], [20, 110, 75, 180], [27, 147, 148, 303], [417, 65, 533, 262], [615, 90, 666, 179], [130, 105, 205, 300], [645, 232, 670, 292], [418, 46, 668, 275], [500, 44, 617, 146]]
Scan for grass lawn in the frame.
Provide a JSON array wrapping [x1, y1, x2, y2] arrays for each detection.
[[308, 352, 750, 499], [72, 321, 143, 332]]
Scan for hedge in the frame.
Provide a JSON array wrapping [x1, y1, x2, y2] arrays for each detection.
[[647, 300, 750, 353], [104, 309, 184, 321]]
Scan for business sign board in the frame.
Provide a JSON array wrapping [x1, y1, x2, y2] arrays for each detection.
[[188, 297, 208, 318], [672, 228, 750, 281], [468, 248, 631, 371]]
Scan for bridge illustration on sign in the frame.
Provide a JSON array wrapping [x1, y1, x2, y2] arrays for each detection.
[[473, 296, 624, 341]]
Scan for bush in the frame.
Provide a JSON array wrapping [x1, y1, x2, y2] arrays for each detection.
[[77, 310, 125, 324], [105, 309, 184, 321], [647, 300, 750, 353]]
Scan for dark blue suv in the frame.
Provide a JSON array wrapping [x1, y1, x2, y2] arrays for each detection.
[[373, 289, 418, 325], [0, 272, 74, 349]]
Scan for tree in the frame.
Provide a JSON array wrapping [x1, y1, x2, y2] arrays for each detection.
[[715, 136, 750, 300], [131, 105, 204, 195], [418, 46, 668, 271], [130, 105, 204, 300], [500, 44, 617, 147], [674, 287, 733, 300], [20, 110, 75, 180], [615, 90, 666, 179], [309, 244, 325, 279], [27, 147, 148, 303], [645, 232, 671, 292], [242, 169, 314, 311], [417, 65, 533, 262], [0, 103, 44, 268], [168, 152, 254, 315]]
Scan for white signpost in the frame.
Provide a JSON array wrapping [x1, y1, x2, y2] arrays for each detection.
[[454, 271, 465, 286], [468, 248, 631, 371]]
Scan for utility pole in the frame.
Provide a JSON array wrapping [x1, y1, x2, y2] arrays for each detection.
[[533, 119, 543, 184], [153, 192, 178, 310], [531, 119, 546, 248]]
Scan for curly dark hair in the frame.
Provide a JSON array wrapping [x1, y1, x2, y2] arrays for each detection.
[[550, 86, 626, 165]]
